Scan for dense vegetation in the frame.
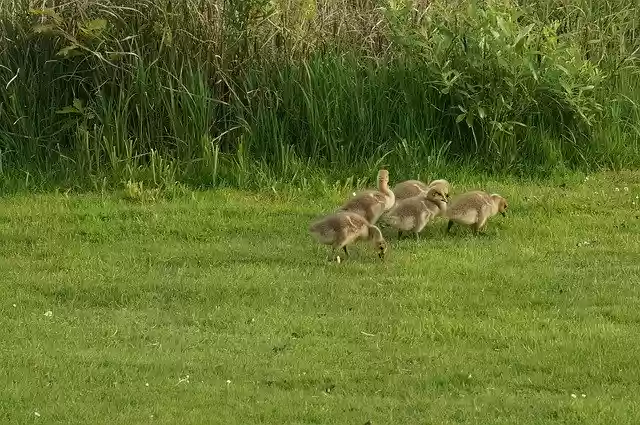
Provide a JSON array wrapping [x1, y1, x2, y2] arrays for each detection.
[[0, 0, 638, 189]]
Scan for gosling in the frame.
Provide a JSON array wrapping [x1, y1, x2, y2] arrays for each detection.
[[309, 211, 387, 261], [339, 169, 395, 225], [384, 187, 448, 239], [445, 191, 508, 234], [393, 178, 451, 201]]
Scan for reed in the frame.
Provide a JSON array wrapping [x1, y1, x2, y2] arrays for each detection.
[[0, 0, 638, 189]]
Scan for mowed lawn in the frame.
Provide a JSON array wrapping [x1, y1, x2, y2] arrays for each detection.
[[1, 172, 639, 425]]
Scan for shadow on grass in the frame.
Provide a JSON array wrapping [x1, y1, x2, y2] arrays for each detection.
[[379, 221, 507, 243]]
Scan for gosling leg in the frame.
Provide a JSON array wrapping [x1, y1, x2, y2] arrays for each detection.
[[328, 244, 342, 262], [447, 220, 454, 233], [474, 214, 489, 235]]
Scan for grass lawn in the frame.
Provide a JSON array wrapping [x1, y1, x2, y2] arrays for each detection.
[[1, 171, 640, 424]]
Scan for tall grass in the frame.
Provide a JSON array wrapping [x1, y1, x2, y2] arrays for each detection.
[[0, 0, 638, 190]]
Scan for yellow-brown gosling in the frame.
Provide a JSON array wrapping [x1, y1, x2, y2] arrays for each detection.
[[384, 187, 448, 239], [393, 178, 451, 201], [339, 169, 395, 225], [309, 211, 387, 261], [445, 191, 508, 234]]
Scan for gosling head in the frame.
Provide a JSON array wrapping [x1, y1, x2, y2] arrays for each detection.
[[376, 239, 388, 260], [368, 225, 387, 260], [491, 194, 508, 217], [377, 169, 389, 184], [426, 187, 448, 203], [429, 179, 450, 200]]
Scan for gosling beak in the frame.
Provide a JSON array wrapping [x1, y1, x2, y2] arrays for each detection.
[[501, 212, 506, 217]]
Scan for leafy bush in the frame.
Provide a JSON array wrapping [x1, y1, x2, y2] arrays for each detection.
[[0, 0, 638, 189]]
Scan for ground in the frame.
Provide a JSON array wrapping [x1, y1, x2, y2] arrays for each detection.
[[1, 171, 639, 424]]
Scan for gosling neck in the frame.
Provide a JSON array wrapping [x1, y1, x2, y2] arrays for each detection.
[[490, 195, 501, 215], [367, 225, 384, 243], [435, 198, 448, 212], [425, 195, 447, 213], [378, 178, 392, 197]]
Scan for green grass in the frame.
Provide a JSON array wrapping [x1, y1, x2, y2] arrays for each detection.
[[1, 171, 640, 424]]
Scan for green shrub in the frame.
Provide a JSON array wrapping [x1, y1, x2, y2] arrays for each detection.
[[0, 0, 638, 189]]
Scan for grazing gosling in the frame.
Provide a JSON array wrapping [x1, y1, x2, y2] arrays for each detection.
[[339, 169, 395, 225], [393, 179, 451, 201], [309, 211, 387, 261], [445, 191, 508, 234], [384, 187, 448, 239]]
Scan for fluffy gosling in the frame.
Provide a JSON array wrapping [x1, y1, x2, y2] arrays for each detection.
[[384, 187, 448, 239], [445, 191, 508, 234], [393, 178, 451, 201], [309, 211, 387, 261], [339, 169, 395, 225]]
